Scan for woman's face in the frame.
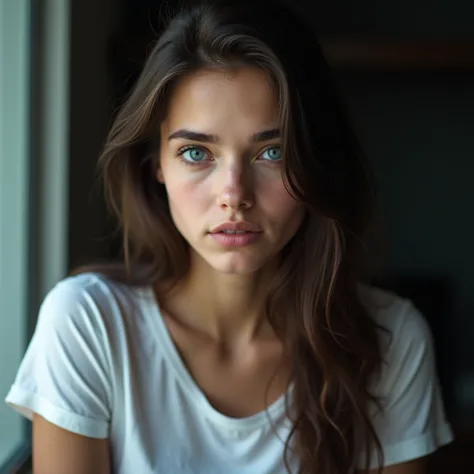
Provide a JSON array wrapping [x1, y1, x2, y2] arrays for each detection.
[[158, 67, 305, 275]]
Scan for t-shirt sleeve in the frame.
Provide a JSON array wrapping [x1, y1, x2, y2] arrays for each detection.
[[358, 299, 454, 469], [4, 278, 113, 438]]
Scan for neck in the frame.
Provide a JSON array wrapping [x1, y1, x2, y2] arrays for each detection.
[[160, 252, 278, 346]]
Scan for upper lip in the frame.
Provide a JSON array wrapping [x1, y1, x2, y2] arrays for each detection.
[[210, 221, 262, 233]]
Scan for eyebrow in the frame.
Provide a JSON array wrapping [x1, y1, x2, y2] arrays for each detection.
[[249, 128, 280, 142], [167, 128, 280, 143]]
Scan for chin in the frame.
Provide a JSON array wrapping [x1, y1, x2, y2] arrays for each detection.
[[189, 244, 280, 276], [209, 254, 269, 275]]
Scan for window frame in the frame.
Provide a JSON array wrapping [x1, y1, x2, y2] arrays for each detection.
[[0, 0, 70, 471]]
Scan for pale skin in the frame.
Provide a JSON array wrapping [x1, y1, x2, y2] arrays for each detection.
[[33, 67, 426, 474]]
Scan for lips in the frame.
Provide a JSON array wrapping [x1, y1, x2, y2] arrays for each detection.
[[209, 221, 262, 234], [218, 230, 252, 235], [208, 221, 263, 248]]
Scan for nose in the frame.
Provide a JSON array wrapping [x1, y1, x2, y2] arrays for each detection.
[[216, 161, 254, 211]]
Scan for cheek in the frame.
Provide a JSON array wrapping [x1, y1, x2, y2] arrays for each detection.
[[165, 184, 195, 238], [163, 176, 209, 224], [166, 182, 192, 213], [259, 179, 304, 221]]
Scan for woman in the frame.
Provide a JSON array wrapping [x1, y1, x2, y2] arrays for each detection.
[[5, 1, 453, 473]]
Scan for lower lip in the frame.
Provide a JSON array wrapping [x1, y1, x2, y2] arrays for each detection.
[[209, 232, 262, 247]]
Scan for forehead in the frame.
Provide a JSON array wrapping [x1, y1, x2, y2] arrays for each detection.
[[162, 67, 280, 134]]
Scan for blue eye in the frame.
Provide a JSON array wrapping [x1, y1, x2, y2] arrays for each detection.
[[180, 147, 208, 163], [260, 146, 281, 161]]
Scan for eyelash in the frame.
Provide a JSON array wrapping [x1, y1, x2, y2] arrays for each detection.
[[175, 144, 281, 166]]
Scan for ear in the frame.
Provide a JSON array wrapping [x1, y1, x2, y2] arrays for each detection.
[[156, 167, 164, 183]]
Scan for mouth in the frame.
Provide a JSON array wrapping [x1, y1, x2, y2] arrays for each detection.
[[209, 230, 262, 247], [209, 221, 262, 234], [214, 230, 257, 235], [208, 221, 263, 247]]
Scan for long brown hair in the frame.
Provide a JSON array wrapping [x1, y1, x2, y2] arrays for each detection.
[[78, 0, 384, 472]]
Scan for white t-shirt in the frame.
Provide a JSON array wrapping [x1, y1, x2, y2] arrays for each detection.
[[5, 273, 453, 473]]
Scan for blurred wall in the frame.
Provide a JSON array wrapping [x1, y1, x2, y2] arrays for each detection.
[[68, 0, 123, 269], [301, 0, 474, 37]]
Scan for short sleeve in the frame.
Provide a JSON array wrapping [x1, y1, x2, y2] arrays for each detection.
[[5, 277, 113, 438], [358, 300, 454, 469]]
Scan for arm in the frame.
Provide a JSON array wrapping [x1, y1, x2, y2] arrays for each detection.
[[33, 414, 110, 474]]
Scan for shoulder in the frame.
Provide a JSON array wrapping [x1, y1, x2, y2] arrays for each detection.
[[358, 284, 434, 394], [44, 271, 133, 303], [38, 272, 151, 338], [42, 272, 144, 314], [359, 284, 432, 349]]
